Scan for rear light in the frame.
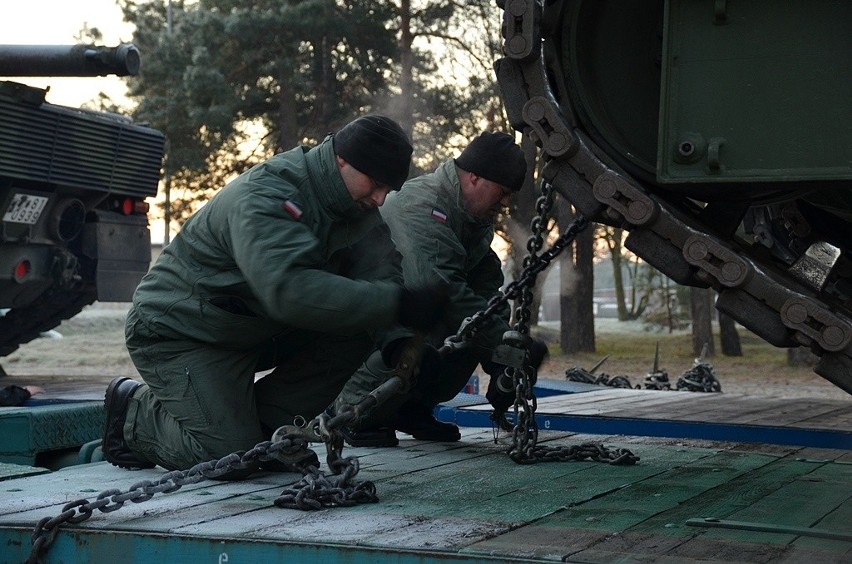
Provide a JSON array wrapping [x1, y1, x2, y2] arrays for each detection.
[[118, 197, 150, 216], [13, 260, 30, 282]]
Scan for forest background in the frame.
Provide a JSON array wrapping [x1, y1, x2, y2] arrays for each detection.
[[5, 0, 823, 374]]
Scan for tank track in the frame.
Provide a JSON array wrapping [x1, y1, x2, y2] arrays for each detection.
[[496, 0, 851, 394], [0, 271, 97, 359]]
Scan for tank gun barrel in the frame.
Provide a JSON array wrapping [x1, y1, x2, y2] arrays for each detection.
[[0, 44, 140, 77]]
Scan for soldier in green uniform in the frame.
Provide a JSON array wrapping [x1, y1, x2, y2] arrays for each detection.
[[102, 115, 447, 472], [335, 132, 549, 447]]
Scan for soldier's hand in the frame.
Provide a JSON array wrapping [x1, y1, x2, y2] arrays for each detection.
[[397, 284, 449, 332]]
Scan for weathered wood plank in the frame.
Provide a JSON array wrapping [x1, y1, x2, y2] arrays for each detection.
[[674, 451, 852, 554], [792, 406, 852, 430]]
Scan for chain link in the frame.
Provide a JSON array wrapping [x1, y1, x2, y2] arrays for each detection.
[[442, 182, 588, 353], [445, 180, 638, 466], [27, 411, 369, 563], [28, 181, 639, 562]]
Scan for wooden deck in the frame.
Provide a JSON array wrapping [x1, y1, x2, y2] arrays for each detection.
[[444, 385, 852, 449], [1, 384, 851, 562], [2, 424, 851, 563]]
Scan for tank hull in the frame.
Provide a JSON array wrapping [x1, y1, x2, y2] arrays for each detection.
[[496, 0, 851, 393], [0, 79, 163, 356]]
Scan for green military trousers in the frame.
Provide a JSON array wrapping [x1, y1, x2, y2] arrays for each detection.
[[124, 308, 373, 470]]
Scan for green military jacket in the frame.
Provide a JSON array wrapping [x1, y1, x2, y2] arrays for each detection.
[[131, 137, 404, 350], [380, 159, 511, 349]]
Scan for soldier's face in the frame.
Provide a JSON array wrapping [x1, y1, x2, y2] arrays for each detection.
[[337, 156, 391, 210], [462, 173, 512, 218]]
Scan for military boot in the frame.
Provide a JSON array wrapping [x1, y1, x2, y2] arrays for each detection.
[[393, 401, 460, 442], [103, 377, 155, 469]]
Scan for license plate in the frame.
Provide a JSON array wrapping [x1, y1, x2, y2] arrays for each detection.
[[3, 193, 49, 225]]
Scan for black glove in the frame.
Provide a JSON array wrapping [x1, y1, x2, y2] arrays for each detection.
[[397, 284, 449, 333]]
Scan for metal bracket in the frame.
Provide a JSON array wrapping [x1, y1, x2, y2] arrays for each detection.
[[592, 172, 658, 226], [682, 235, 752, 287], [781, 297, 851, 352], [522, 96, 578, 158]]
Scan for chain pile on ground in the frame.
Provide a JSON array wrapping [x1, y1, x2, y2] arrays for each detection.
[[28, 411, 371, 563]]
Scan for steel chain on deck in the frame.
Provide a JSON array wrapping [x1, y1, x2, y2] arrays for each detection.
[[27, 409, 375, 564], [445, 180, 638, 466]]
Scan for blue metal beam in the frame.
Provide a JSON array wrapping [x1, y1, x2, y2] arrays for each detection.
[[435, 403, 852, 450]]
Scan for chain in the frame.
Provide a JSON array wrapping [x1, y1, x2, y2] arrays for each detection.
[[506, 180, 553, 462], [442, 182, 589, 353], [27, 410, 371, 564], [28, 334, 434, 563], [443, 179, 638, 466], [27, 182, 635, 561]]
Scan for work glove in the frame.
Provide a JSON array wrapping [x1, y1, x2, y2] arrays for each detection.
[[484, 338, 549, 412], [397, 284, 449, 333]]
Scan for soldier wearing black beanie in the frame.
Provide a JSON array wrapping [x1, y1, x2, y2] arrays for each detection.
[[455, 132, 526, 192], [334, 115, 413, 191], [332, 130, 548, 449]]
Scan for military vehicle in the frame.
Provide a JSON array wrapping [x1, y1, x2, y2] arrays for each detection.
[[496, 0, 851, 394], [0, 44, 164, 357]]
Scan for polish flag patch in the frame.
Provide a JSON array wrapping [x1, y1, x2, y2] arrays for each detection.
[[282, 200, 303, 220], [431, 208, 448, 223]]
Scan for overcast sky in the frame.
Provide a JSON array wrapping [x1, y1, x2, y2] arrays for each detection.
[[1, 0, 135, 107]]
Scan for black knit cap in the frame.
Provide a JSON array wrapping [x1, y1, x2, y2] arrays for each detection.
[[455, 132, 526, 192], [333, 115, 413, 191]]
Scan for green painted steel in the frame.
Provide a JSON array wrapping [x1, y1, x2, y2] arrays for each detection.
[[658, 0, 852, 184], [0, 402, 104, 466]]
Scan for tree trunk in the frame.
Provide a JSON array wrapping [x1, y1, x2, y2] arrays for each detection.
[[558, 205, 595, 353], [718, 310, 742, 356], [607, 228, 629, 321], [397, 0, 414, 136], [690, 287, 714, 357]]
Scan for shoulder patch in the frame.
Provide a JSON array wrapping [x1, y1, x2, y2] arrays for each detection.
[[282, 199, 303, 220], [430, 208, 448, 223]]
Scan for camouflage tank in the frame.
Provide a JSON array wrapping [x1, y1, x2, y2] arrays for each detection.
[[495, 1, 851, 394], [0, 44, 164, 357]]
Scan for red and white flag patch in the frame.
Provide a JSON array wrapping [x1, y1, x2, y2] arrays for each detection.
[[431, 208, 448, 223], [282, 200, 303, 220]]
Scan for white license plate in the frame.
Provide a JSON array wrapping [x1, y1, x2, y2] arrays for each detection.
[[3, 193, 49, 225]]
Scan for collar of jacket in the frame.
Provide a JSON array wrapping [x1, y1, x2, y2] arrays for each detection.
[[305, 136, 362, 220]]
